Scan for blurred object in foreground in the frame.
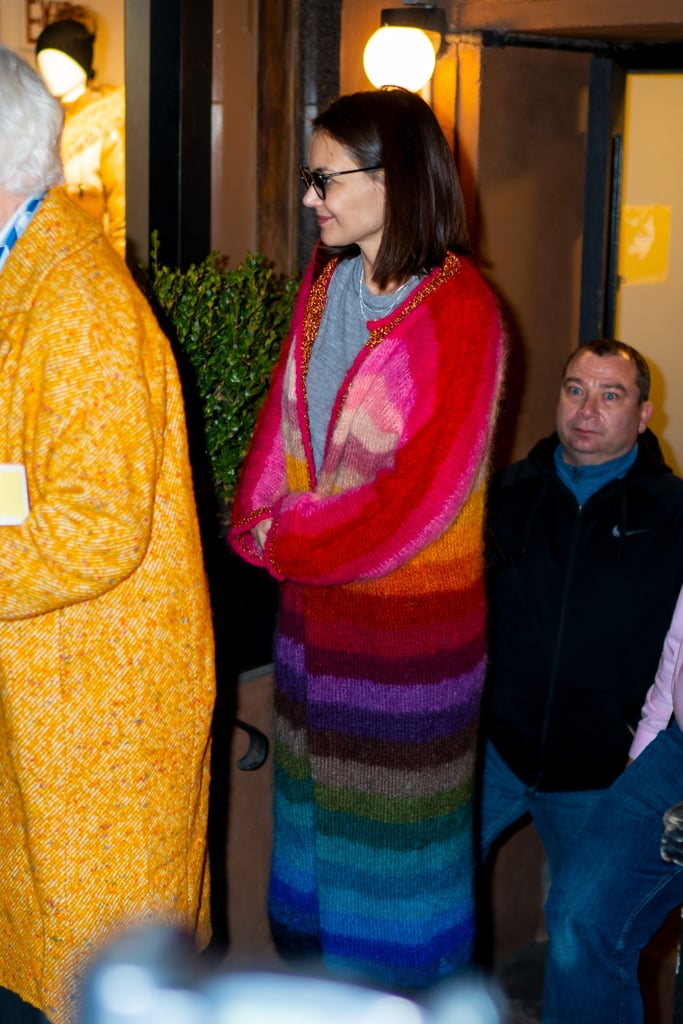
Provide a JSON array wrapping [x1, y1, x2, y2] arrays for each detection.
[[80, 926, 506, 1024]]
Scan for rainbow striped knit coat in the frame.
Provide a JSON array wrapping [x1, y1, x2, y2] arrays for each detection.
[[230, 250, 503, 991]]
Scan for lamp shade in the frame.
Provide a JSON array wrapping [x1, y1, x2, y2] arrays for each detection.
[[363, 25, 437, 92]]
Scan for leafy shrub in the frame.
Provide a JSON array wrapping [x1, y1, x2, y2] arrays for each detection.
[[144, 235, 299, 504]]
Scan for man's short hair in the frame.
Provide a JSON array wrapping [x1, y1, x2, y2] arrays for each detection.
[[562, 339, 651, 404]]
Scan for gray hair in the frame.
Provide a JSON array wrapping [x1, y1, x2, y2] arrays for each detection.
[[0, 44, 65, 195]]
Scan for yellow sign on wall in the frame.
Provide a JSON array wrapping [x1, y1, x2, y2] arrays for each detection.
[[618, 204, 672, 285]]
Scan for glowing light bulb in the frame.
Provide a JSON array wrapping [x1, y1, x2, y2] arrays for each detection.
[[363, 26, 437, 93]]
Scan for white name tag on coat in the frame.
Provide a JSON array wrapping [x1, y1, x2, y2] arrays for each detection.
[[0, 464, 29, 524]]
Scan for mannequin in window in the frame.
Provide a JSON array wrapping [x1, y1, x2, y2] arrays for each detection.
[[35, 17, 126, 260]]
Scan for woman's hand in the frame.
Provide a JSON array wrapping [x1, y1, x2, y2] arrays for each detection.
[[252, 518, 273, 551]]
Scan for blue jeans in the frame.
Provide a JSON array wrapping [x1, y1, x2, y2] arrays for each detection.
[[543, 725, 683, 1024], [479, 740, 605, 878], [0, 987, 48, 1023]]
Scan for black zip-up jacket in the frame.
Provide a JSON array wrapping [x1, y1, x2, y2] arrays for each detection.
[[483, 429, 683, 791]]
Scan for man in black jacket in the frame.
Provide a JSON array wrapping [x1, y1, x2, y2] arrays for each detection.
[[480, 339, 683, 882]]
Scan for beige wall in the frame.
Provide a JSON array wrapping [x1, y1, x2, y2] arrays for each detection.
[[476, 45, 589, 465], [616, 74, 683, 474]]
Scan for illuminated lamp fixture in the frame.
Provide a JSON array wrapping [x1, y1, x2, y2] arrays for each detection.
[[363, 4, 448, 93]]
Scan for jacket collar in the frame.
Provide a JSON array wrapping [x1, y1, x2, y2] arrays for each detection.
[[529, 428, 672, 482]]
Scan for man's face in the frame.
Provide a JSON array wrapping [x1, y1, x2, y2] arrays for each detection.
[[556, 350, 653, 466]]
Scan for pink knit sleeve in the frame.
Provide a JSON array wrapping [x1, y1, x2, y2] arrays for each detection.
[[229, 260, 317, 566], [630, 587, 683, 758], [229, 345, 291, 565]]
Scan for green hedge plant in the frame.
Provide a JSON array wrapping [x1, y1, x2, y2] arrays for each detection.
[[144, 235, 299, 507]]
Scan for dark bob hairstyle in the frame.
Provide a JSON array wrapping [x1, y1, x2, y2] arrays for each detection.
[[312, 87, 469, 290]]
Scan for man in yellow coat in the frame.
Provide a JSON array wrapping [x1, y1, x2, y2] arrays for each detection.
[[0, 45, 215, 1024]]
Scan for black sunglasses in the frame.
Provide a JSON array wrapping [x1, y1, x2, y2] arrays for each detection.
[[299, 164, 382, 201]]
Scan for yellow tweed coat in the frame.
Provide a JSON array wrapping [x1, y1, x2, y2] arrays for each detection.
[[0, 190, 215, 1023]]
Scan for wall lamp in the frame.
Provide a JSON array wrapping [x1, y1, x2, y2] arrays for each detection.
[[363, 3, 449, 93]]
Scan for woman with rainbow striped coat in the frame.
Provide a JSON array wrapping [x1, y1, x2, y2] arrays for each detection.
[[230, 87, 504, 991]]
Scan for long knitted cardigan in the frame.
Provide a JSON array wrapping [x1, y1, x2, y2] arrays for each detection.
[[0, 189, 215, 1023], [231, 250, 503, 989]]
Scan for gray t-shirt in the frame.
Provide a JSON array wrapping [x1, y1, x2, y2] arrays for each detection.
[[307, 255, 419, 473]]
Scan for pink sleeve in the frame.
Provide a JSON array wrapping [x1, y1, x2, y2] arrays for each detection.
[[229, 260, 317, 566], [229, 347, 290, 566], [630, 588, 683, 758]]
